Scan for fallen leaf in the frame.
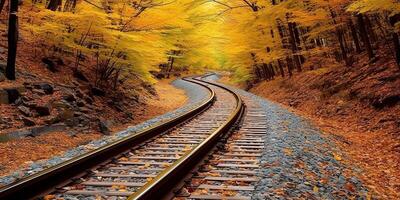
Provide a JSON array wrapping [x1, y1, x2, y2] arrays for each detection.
[[313, 186, 319, 193], [332, 152, 342, 161], [283, 148, 293, 156], [43, 195, 56, 200]]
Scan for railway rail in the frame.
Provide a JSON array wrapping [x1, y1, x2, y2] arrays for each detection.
[[0, 76, 244, 200], [174, 93, 267, 200]]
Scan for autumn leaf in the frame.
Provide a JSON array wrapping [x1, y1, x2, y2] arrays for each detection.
[[313, 186, 319, 193], [332, 152, 342, 161], [283, 148, 293, 156], [43, 195, 56, 200]]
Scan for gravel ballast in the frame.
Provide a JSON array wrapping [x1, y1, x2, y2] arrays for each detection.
[[204, 75, 368, 199]]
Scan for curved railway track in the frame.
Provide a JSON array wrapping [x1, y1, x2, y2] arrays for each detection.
[[0, 76, 244, 200], [174, 92, 267, 200]]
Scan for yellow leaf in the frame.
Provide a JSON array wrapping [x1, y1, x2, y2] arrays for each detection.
[[313, 186, 319, 193], [283, 148, 293, 156], [332, 152, 342, 161]]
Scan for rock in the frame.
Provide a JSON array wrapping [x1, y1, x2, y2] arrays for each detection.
[[142, 82, 157, 96], [18, 106, 32, 117], [0, 72, 5, 82], [0, 47, 6, 54], [75, 89, 85, 98], [0, 90, 8, 104], [42, 58, 58, 72], [45, 108, 74, 124], [371, 95, 400, 109], [91, 87, 105, 96], [0, 61, 6, 73], [51, 100, 71, 109], [32, 89, 46, 95], [73, 69, 89, 82], [21, 117, 35, 126], [76, 100, 85, 107], [35, 83, 54, 94], [125, 112, 134, 119], [62, 93, 76, 102], [84, 96, 93, 104], [14, 97, 23, 105], [65, 117, 80, 127], [4, 88, 20, 104], [98, 120, 112, 135], [33, 105, 50, 116], [79, 107, 91, 114]]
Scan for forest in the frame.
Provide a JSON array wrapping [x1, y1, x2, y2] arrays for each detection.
[[0, 0, 399, 199], [0, 0, 399, 84]]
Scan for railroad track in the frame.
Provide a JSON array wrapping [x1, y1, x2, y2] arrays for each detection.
[[0, 76, 244, 200], [174, 93, 267, 200]]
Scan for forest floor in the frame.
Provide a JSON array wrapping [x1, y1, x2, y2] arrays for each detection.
[[238, 51, 400, 198], [0, 79, 187, 176]]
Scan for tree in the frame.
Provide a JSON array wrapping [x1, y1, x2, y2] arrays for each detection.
[[6, 0, 18, 80]]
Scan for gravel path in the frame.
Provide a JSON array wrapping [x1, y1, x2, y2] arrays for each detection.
[[205, 75, 368, 199], [0, 79, 209, 186]]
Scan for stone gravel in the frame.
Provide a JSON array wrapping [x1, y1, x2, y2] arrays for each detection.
[[205, 74, 368, 199], [0, 79, 209, 186]]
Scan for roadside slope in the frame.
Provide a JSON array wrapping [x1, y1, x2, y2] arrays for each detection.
[[249, 61, 400, 198]]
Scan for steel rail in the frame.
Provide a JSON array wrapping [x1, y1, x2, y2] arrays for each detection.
[[128, 76, 244, 200], [0, 78, 215, 200]]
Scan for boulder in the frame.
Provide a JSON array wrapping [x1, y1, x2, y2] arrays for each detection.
[[33, 105, 51, 116], [45, 108, 74, 124], [21, 116, 35, 126], [4, 88, 21, 103], [76, 100, 85, 107], [0, 89, 8, 104], [32, 89, 46, 96], [0, 47, 6, 54], [42, 58, 58, 72], [42, 57, 63, 73], [98, 119, 112, 135], [62, 93, 76, 102], [0, 61, 6, 73], [18, 105, 32, 117], [51, 100, 71, 109], [75, 89, 85, 98], [0, 72, 5, 82], [14, 97, 23, 105], [34, 83, 54, 94]]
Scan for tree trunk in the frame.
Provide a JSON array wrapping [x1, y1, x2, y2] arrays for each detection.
[[364, 15, 377, 44], [254, 66, 262, 81], [357, 14, 374, 59], [0, 0, 6, 14], [64, 0, 77, 12], [269, 63, 275, 78], [6, 0, 18, 80], [167, 57, 174, 78], [392, 32, 400, 69], [277, 59, 285, 77], [390, 14, 400, 69], [47, 0, 62, 11], [288, 22, 302, 72], [330, 8, 349, 66], [285, 56, 293, 77], [349, 18, 361, 53], [262, 64, 269, 80]]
